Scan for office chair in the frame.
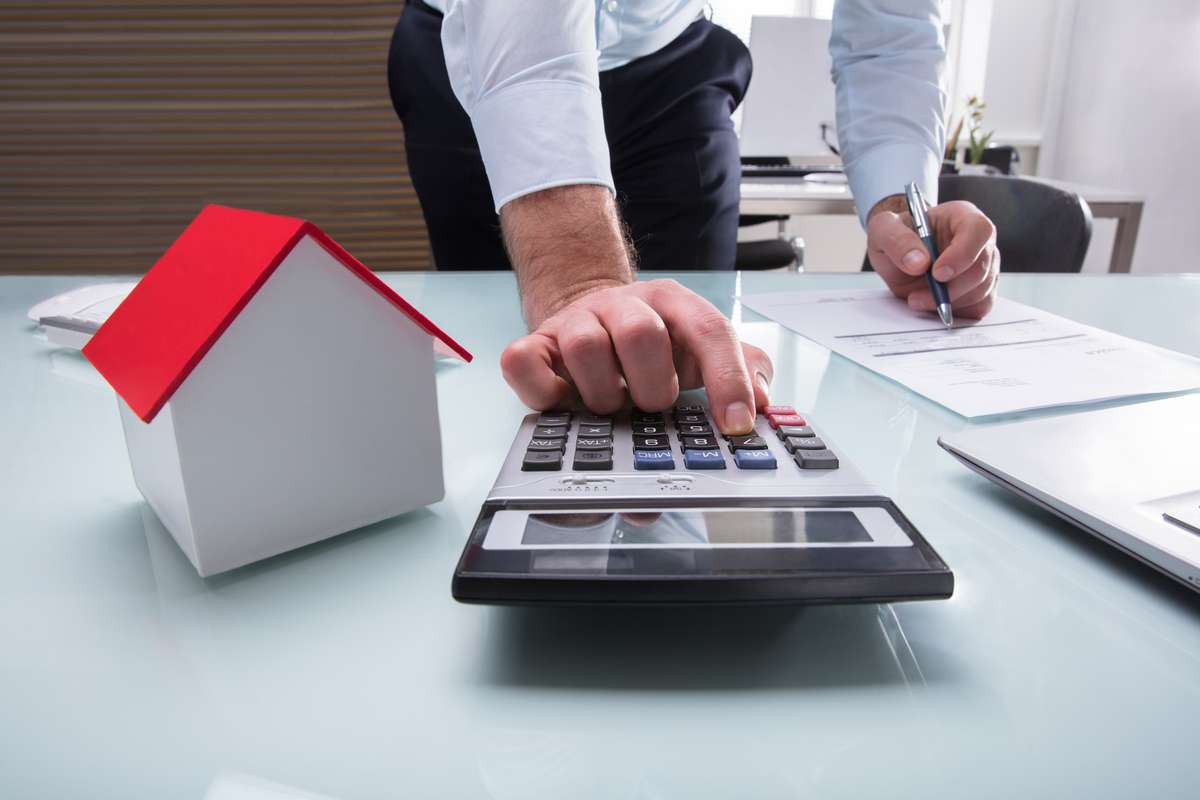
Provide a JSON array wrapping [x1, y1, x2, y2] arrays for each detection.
[[736, 214, 806, 270], [736, 157, 806, 270], [863, 175, 1093, 273]]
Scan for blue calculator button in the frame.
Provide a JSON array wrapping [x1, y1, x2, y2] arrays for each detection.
[[633, 449, 675, 470], [734, 449, 777, 470], [684, 449, 726, 470]]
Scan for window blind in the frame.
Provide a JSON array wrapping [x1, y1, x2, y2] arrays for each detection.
[[0, 1, 431, 274]]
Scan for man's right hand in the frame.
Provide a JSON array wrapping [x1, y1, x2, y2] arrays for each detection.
[[497, 184, 771, 436], [500, 279, 773, 436]]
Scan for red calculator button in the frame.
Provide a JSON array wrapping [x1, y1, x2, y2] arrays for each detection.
[[767, 413, 807, 428], [763, 405, 796, 416]]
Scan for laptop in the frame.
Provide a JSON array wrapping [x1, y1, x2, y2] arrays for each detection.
[[938, 394, 1200, 592]]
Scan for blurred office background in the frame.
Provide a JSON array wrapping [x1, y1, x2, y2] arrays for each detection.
[[2, 0, 1197, 275]]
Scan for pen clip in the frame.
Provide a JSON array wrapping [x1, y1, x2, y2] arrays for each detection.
[[904, 182, 932, 239]]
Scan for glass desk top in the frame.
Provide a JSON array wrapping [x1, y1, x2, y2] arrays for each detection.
[[3, 271, 1199, 799]]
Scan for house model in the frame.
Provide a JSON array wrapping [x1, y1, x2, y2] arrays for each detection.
[[84, 205, 472, 577]]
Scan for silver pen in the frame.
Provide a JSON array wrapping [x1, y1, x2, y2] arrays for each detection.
[[904, 182, 953, 327]]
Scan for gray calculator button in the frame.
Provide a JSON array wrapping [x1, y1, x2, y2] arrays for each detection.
[[795, 449, 839, 469], [681, 435, 719, 450], [785, 436, 826, 452], [579, 413, 611, 425], [537, 413, 571, 426], [727, 435, 768, 451], [533, 425, 568, 438], [576, 436, 614, 450], [633, 434, 671, 450], [522, 450, 563, 471], [677, 423, 713, 436], [528, 437, 566, 452], [633, 424, 665, 435], [573, 449, 613, 470], [579, 423, 612, 437], [776, 425, 814, 440]]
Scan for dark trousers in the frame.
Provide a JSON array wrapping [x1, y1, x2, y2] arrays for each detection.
[[387, 1, 751, 270]]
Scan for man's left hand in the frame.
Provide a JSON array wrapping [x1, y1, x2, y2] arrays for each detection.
[[866, 195, 1000, 319]]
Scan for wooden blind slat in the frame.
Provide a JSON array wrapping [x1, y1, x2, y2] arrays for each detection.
[[0, 0, 432, 274]]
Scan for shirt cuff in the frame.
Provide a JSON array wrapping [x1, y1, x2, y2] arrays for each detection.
[[470, 80, 615, 213], [844, 141, 942, 228]]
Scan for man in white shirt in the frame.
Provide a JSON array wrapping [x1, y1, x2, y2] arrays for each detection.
[[388, 0, 999, 435]]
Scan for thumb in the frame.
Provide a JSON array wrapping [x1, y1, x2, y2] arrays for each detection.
[[868, 211, 930, 277], [741, 343, 774, 410]]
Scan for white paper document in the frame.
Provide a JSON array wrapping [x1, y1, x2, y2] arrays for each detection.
[[741, 289, 1200, 418]]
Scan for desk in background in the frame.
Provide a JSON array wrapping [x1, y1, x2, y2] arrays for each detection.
[[3, 271, 1199, 798], [741, 176, 1146, 274]]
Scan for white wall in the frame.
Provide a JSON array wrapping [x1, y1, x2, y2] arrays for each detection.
[[1044, 0, 1200, 274], [981, 0, 1057, 143]]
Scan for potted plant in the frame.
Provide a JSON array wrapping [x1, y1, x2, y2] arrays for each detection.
[[944, 96, 999, 175]]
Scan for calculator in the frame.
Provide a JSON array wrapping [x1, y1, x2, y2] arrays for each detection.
[[452, 398, 953, 606]]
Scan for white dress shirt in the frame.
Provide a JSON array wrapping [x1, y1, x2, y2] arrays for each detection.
[[423, 0, 946, 226]]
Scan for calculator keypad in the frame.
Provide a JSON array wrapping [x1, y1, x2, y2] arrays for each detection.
[[519, 404, 838, 473]]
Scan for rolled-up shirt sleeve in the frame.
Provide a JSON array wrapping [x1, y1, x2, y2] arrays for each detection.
[[439, 0, 614, 212], [830, 0, 947, 226]]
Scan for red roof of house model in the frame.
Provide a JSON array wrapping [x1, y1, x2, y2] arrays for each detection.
[[83, 204, 472, 423]]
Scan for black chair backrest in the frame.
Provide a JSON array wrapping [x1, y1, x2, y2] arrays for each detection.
[[863, 175, 1093, 273], [940, 175, 1092, 272]]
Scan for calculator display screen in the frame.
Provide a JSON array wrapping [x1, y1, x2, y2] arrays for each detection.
[[521, 510, 871, 547], [458, 502, 950, 596]]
